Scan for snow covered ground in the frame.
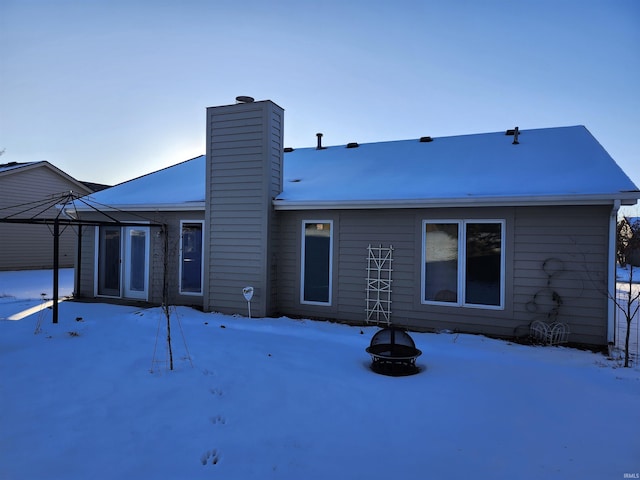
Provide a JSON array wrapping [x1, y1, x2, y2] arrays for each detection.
[[1, 270, 639, 480], [615, 265, 640, 363]]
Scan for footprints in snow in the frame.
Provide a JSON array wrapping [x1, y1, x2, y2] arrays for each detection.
[[209, 387, 223, 397], [201, 448, 220, 466], [209, 415, 226, 425], [202, 368, 225, 466], [201, 410, 224, 466]]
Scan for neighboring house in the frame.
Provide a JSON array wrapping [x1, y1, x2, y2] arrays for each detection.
[[0, 161, 99, 271], [72, 99, 640, 346]]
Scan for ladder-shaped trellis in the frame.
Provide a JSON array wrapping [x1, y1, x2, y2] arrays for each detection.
[[366, 244, 393, 325]]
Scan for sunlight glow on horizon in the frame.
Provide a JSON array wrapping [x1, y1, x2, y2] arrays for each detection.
[[1, 0, 638, 190]]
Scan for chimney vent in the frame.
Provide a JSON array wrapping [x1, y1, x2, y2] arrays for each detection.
[[506, 127, 520, 144], [316, 133, 326, 150], [419, 136, 433, 143], [346, 142, 359, 149], [235, 96, 255, 104]]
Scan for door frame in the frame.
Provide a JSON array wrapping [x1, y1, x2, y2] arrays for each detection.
[[123, 226, 150, 300], [94, 224, 150, 300]]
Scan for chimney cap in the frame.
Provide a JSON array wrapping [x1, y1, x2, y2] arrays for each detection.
[[235, 96, 255, 104]]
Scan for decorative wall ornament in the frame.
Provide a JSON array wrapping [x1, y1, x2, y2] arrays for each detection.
[[528, 257, 570, 345]]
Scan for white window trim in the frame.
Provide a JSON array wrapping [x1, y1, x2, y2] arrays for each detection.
[[94, 222, 150, 300], [93, 226, 112, 298], [123, 225, 150, 301], [422, 219, 505, 310], [179, 220, 205, 296], [300, 219, 334, 306], [94, 225, 124, 299]]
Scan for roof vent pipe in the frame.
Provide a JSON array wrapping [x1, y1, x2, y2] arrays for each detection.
[[512, 126, 520, 145], [316, 133, 326, 150]]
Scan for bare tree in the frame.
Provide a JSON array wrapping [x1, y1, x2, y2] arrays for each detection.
[[150, 222, 192, 372], [616, 265, 640, 367]]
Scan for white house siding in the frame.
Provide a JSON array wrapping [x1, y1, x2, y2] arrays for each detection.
[[0, 165, 91, 270], [205, 100, 283, 317], [276, 205, 610, 346]]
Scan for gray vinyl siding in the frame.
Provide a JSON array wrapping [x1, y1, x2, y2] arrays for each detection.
[[512, 205, 610, 345], [75, 210, 204, 308], [0, 165, 91, 271], [276, 205, 611, 346], [205, 101, 283, 317]]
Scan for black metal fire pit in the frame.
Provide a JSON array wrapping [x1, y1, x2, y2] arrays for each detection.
[[366, 327, 422, 376]]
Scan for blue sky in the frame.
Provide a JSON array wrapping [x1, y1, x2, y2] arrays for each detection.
[[1, 0, 638, 199]]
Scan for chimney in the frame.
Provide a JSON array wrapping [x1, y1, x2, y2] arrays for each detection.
[[512, 126, 520, 145], [316, 133, 325, 150], [205, 99, 284, 318]]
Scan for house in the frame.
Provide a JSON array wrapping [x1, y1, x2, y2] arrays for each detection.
[[0, 161, 101, 271], [71, 98, 640, 347]]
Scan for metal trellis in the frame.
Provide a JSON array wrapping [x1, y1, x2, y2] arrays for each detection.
[[365, 244, 393, 325]]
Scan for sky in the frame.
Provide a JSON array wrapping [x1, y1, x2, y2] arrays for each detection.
[[1, 0, 639, 199]]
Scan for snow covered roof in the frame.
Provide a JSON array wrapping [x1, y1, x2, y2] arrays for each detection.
[[78, 126, 639, 211], [275, 125, 639, 209], [79, 155, 206, 210], [0, 161, 40, 174]]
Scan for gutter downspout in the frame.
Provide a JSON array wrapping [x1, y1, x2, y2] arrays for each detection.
[[607, 200, 621, 346]]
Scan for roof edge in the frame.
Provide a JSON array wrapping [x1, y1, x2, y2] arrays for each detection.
[[73, 202, 206, 213], [0, 161, 93, 194], [273, 193, 640, 210]]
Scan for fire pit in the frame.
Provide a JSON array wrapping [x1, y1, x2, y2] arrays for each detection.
[[366, 327, 422, 376]]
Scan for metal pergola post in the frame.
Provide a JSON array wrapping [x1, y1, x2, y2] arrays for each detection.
[[53, 218, 59, 324], [1, 198, 165, 325]]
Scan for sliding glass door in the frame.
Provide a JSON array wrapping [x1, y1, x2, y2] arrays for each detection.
[[97, 226, 121, 297], [123, 227, 149, 300], [97, 225, 149, 300]]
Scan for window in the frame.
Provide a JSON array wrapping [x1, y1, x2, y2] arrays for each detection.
[[180, 221, 204, 295], [301, 221, 333, 305], [423, 220, 504, 309]]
